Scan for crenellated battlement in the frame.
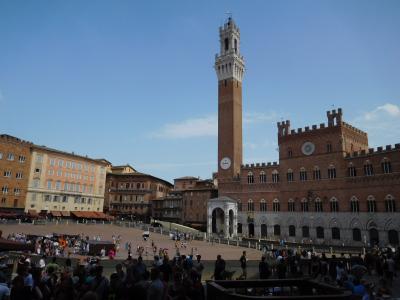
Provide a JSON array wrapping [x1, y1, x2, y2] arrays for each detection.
[[277, 108, 367, 140], [241, 161, 279, 169], [327, 108, 343, 126], [0, 134, 33, 146], [341, 121, 367, 136], [345, 143, 400, 158]]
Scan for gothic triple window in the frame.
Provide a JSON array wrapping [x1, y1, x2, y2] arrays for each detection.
[[381, 158, 392, 174], [313, 166, 321, 180], [330, 197, 339, 213], [328, 165, 336, 179], [272, 170, 279, 183], [260, 199, 267, 212], [367, 195, 377, 213], [288, 199, 295, 212], [247, 172, 254, 184], [259, 171, 267, 183], [314, 198, 323, 212], [385, 195, 396, 213], [364, 161, 374, 176], [287, 169, 294, 182], [273, 199, 280, 212], [247, 199, 254, 212], [301, 198, 309, 212], [348, 163, 357, 177], [350, 196, 360, 213], [299, 168, 307, 181]]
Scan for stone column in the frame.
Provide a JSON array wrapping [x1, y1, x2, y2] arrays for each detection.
[[207, 206, 213, 238], [233, 209, 238, 237], [224, 209, 230, 238]]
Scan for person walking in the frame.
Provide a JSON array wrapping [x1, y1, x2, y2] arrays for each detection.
[[214, 255, 226, 280], [239, 251, 247, 279], [259, 256, 270, 279]]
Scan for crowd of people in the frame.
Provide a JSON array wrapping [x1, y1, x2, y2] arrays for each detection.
[[254, 247, 400, 299], [0, 250, 206, 300]]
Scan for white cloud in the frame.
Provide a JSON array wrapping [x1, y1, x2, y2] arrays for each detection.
[[151, 111, 278, 140], [137, 161, 214, 170], [364, 103, 400, 121], [353, 102, 400, 146], [151, 115, 217, 139], [243, 111, 278, 124]]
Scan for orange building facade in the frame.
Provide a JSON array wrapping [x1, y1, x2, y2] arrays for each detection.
[[0, 135, 32, 212]]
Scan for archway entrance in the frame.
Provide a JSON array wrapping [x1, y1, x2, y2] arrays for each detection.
[[261, 224, 267, 238], [369, 228, 379, 246], [207, 196, 238, 238], [248, 223, 255, 237], [212, 208, 224, 235]]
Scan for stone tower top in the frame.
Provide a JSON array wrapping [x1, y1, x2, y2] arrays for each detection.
[[215, 17, 245, 82]]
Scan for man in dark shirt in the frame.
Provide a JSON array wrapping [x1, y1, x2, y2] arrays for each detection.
[[259, 256, 270, 279], [214, 255, 226, 280], [239, 251, 247, 279]]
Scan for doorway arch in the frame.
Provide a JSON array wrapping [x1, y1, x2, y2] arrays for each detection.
[[212, 208, 224, 235], [369, 228, 379, 246], [248, 223, 255, 237], [261, 224, 267, 238]]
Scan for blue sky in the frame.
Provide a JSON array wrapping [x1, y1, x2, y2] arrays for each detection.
[[1, 0, 399, 183]]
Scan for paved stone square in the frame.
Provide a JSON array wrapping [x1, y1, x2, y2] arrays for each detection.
[[0, 222, 263, 260]]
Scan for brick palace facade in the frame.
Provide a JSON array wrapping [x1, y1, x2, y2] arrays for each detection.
[[210, 17, 400, 247]]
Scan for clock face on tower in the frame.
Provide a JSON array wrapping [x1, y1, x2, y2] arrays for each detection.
[[301, 142, 315, 156], [220, 157, 232, 170]]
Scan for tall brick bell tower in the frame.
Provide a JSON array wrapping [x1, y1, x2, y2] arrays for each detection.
[[215, 17, 245, 181]]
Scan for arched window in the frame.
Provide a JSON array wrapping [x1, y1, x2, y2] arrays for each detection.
[[302, 226, 310, 238], [287, 169, 294, 182], [247, 199, 254, 212], [385, 195, 396, 213], [381, 158, 392, 174], [353, 228, 361, 241], [237, 199, 242, 212], [274, 224, 281, 236], [328, 164, 336, 179], [260, 199, 267, 212], [326, 142, 333, 153], [301, 198, 309, 212], [316, 226, 324, 239], [273, 199, 280, 212], [315, 198, 323, 212], [247, 172, 254, 184], [330, 197, 339, 213], [313, 166, 321, 180], [288, 148, 293, 158], [259, 171, 267, 183], [272, 170, 279, 183], [364, 160, 374, 176], [289, 225, 296, 237], [348, 163, 357, 177], [367, 195, 377, 213], [288, 198, 295, 212], [332, 227, 341, 240], [350, 196, 360, 213], [299, 167, 307, 181]]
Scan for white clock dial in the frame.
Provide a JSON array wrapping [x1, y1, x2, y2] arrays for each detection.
[[220, 157, 232, 170], [301, 142, 315, 155]]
